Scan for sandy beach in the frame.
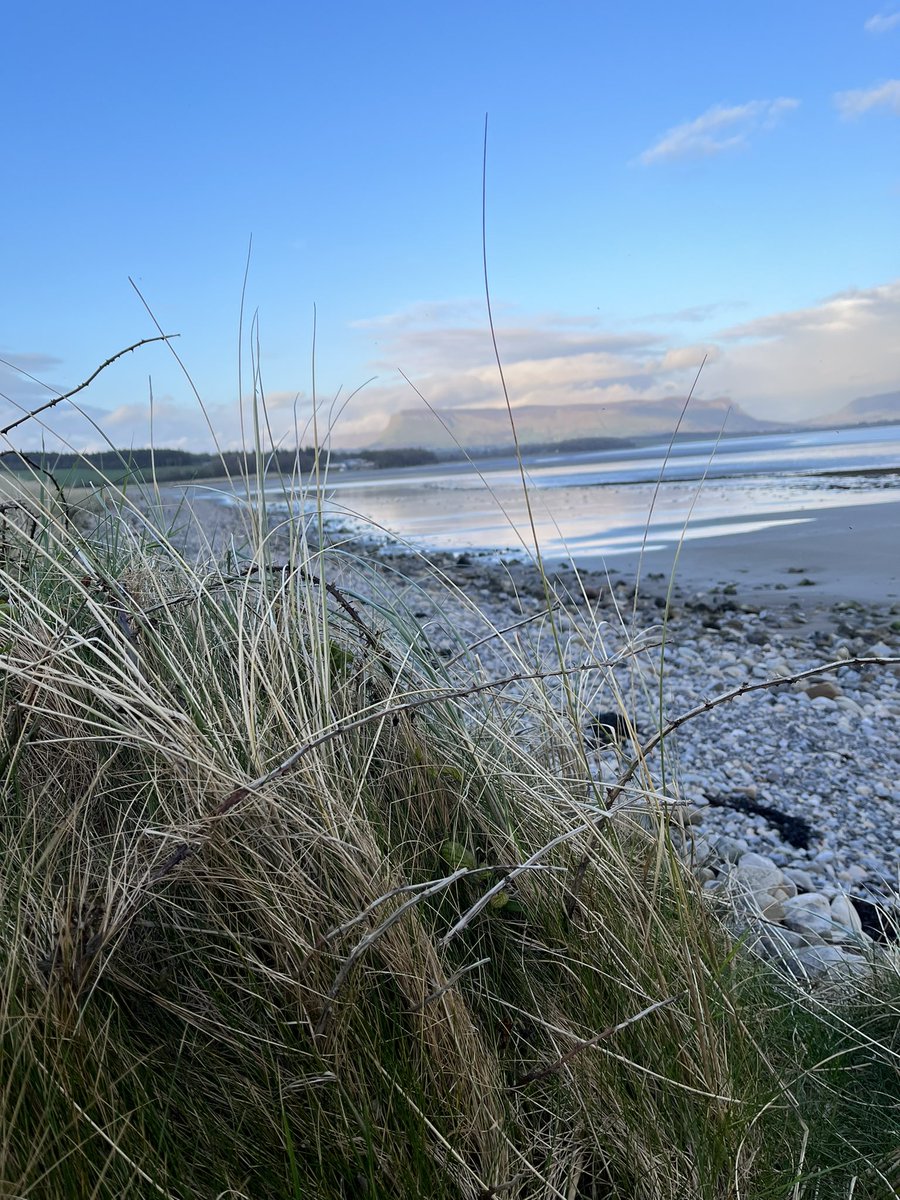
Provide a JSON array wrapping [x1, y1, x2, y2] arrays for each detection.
[[594, 497, 900, 608], [167, 479, 900, 614]]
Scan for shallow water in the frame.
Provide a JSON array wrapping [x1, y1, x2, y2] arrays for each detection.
[[203, 423, 900, 560]]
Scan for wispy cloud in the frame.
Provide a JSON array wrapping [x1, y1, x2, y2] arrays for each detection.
[[637, 98, 799, 165], [5, 285, 899, 450], [333, 281, 900, 440], [864, 10, 900, 32], [835, 79, 900, 117], [635, 300, 748, 325], [719, 284, 899, 342], [0, 350, 66, 417]]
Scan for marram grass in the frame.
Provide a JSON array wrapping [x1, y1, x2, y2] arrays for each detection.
[[0, 470, 897, 1200]]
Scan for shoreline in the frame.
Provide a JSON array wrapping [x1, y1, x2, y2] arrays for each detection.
[[126, 485, 900, 964], [172, 482, 900, 611], [583, 496, 900, 609]]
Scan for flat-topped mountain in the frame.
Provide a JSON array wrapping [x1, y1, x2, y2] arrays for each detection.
[[368, 397, 786, 451]]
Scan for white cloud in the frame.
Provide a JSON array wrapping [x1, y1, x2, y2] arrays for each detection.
[[637, 98, 799, 165], [835, 79, 900, 117], [713, 282, 900, 418], [661, 346, 719, 372], [4, 285, 899, 451], [865, 11, 900, 32], [333, 282, 900, 440]]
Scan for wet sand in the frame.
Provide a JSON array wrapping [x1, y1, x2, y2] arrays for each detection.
[[151, 480, 900, 611], [589, 498, 900, 608]]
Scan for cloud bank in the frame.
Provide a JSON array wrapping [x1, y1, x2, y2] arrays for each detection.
[[2, 284, 899, 451], [864, 11, 900, 33], [835, 80, 900, 118], [332, 282, 900, 442], [637, 98, 799, 165]]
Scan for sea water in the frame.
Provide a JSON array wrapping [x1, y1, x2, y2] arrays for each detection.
[[213, 423, 900, 561]]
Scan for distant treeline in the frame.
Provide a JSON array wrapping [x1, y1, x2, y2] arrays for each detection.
[[0, 445, 439, 484], [0, 435, 636, 485]]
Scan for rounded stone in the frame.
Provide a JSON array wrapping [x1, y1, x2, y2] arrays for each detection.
[[738, 851, 780, 872], [711, 835, 750, 863], [830, 894, 864, 937], [769, 881, 798, 902], [792, 944, 868, 978], [730, 864, 786, 895], [805, 680, 841, 700], [783, 867, 817, 893], [783, 893, 834, 937]]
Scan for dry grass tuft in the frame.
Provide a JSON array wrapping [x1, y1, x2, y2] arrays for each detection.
[[0, 457, 897, 1199]]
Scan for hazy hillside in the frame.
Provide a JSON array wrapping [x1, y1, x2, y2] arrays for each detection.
[[366, 397, 788, 451], [812, 390, 900, 428]]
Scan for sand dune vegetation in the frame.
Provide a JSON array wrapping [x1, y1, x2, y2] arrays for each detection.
[[0, 406, 898, 1200]]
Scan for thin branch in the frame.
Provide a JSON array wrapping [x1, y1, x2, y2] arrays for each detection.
[[321, 868, 520, 946], [314, 866, 472, 1034], [445, 604, 562, 667], [607, 654, 900, 806], [419, 957, 491, 1009], [0, 335, 178, 436], [316, 866, 553, 1034], [563, 854, 590, 919], [511, 992, 683, 1087], [438, 821, 608, 948], [207, 647, 651, 822]]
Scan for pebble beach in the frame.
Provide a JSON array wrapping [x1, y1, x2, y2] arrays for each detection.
[[351, 488, 900, 972], [153, 482, 900, 982]]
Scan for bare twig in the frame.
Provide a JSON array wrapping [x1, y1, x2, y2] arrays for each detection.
[[0, 335, 178, 437], [317, 866, 553, 1033], [313, 866, 472, 1034], [438, 822, 609, 948], [607, 654, 900, 806], [420, 957, 491, 1009], [321, 867, 523, 946], [512, 993, 683, 1088], [563, 854, 590, 919], [206, 646, 651, 822], [445, 604, 561, 667]]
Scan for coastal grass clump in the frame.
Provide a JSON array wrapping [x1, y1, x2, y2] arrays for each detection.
[[0, 463, 898, 1199]]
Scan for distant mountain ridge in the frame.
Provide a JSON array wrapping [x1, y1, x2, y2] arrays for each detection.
[[813, 391, 900, 428], [359, 389, 900, 451], [367, 397, 787, 451]]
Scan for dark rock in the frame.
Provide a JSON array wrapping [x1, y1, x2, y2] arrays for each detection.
[[852, 897, 898, 944], [805, 680, 841, 700], [586, 711, 639, 745], [706, 793, 813, 849]]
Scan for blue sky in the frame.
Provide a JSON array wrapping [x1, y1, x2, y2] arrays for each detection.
[[2, 0, 898, 450]]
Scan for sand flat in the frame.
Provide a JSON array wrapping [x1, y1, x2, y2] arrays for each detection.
[[588, 497, 900, 607]]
